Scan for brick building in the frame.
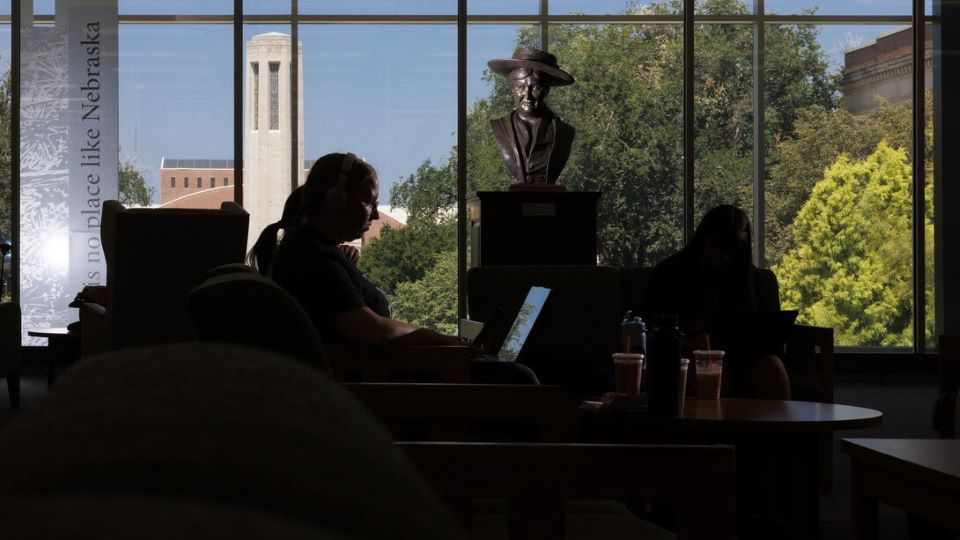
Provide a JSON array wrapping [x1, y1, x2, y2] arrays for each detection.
[[841, 26, 933, 114]]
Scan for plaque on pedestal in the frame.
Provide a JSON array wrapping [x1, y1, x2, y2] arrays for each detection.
[[467, 191, 600, 267]]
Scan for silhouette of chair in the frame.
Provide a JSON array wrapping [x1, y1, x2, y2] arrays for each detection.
[[0, 303, 21, 409], [0, 343, 465, 539], [186, 270, 471, 382], [186, 271, 331, 374], [936, 334, 960, 438], [78, 200, 249, 357], [346, 382, 736, 539]]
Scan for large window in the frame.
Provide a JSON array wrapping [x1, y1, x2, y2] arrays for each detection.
[[4, 0, 943, 352]]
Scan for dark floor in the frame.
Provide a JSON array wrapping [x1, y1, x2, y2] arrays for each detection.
[[0, 371, 947, 539]]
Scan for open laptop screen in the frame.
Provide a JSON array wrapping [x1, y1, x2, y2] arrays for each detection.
[[496, 286, 551, 363]]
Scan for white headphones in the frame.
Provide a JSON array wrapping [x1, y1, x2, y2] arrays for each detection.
[[325, 152, 356, 210]]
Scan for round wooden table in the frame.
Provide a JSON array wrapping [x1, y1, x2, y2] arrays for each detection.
[[27, 327, 80, 386], [580, 398, 883, 540]]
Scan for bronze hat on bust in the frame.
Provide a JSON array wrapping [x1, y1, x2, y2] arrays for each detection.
[[487, 47, 575, 86]]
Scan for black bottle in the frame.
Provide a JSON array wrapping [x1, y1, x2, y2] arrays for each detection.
[[647, 314, 682, 416]]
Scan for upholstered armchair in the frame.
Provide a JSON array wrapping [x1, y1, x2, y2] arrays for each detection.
[[78, 200, 249, 357], [186, 269, 472, 382], [0, 302, 21, 409]]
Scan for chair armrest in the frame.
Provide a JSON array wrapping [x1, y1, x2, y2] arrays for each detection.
[[785, 324, 835, 403], [325, 345, 472, 383]]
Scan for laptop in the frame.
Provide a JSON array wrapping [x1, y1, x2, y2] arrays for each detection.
[[706, 309, 799, 356], [459, 285, 551, 363]]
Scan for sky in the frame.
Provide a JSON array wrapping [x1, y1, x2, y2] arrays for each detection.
[[0, 1, 930, 203]]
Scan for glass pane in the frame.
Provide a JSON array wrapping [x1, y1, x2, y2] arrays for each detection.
[[766, 0, 911, 16], [119, 1, 233, 15], [693, 24, 754, 233], [924, 20, 935, 350], [553, 0, 684, 15], [123, 25, 234, 211], [297, 24, 458, 333], [0, 22, 9, 302], [301, 1, 455, 15], [469, 0, 538, 15], [694, 0, 753, 16], [765, 24, 916, 348], [468, 23, 683, 267], [245, 1, 291, 15]]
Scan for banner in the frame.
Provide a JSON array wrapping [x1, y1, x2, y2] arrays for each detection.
[[19, 0, 118, 342], [66, 0, 118, 300]]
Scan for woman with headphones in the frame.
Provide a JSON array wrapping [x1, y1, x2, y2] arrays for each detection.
[[248, 152, 466, 349]]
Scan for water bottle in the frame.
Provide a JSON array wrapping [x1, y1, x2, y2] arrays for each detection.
[[647, 314, 682, 416], [620, 311, 647, 355]]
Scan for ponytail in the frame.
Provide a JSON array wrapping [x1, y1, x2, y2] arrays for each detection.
[[246, 221, 283, 276]]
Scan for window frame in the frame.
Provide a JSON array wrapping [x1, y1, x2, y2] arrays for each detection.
[[4, 1, 939, 353]]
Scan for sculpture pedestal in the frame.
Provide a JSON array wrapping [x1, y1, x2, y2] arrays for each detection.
[[467, 190, 601, 267]]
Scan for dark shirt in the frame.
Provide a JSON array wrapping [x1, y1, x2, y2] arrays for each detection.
[[270, 227, 390, 344], [643, 251, 778, 335]]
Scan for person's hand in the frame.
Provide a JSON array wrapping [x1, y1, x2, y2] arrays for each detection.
[[338, 244, 360, 266]]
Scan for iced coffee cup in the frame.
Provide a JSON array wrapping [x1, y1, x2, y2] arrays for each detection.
[[693, 349, 725, 400], [612, 353, 644, 396]]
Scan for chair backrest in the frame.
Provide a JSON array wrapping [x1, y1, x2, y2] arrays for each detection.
[[345, 383, 578, 442], [186, 271, 330, 373], [467, 265, 621, 392], [400, 441, 736, 540], [939, 334, 960, 394], [0, 343, 464, 539], [101, 200, 249, 350], [0, 302, 21, 376]]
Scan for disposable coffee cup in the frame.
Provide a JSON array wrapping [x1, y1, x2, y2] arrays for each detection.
[[678, 358, 690, 414], [612, 353, 644, 396], [693, 350, 725, 400]]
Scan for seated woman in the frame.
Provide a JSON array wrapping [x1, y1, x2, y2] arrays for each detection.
[[643, 204, 791, 399], [248, 152, 536, 383]]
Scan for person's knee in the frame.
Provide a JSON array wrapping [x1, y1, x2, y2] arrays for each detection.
[[748, 355, 791, 400]]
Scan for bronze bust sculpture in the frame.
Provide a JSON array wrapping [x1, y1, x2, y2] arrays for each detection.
[[488, 48, 576, 185]]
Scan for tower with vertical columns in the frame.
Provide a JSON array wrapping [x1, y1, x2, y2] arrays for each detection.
[[244, 32, 304, 247]]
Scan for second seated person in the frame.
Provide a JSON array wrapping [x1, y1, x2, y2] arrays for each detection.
[[248, 152, 538, 384], [643, 204, 792, 399]]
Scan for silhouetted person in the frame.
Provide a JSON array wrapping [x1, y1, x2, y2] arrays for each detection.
[[488, 48, 575, 184], [248, 153, 464, 349], [643, 205, 791, 399], [249, 153, 538, 384]]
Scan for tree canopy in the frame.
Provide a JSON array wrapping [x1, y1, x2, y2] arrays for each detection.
[[362, 0, 839, 332], [774, 141, 934, 346]]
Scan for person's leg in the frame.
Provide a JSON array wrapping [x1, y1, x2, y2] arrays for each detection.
[[745, 355, 791, 400]]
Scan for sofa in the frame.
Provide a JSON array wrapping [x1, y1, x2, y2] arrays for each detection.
[[467, 265, 834, 401]]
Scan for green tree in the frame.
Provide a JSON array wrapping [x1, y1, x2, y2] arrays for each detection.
[[390, 249, 459, 335], [774, 142, 934, 347], [0, 67, 11, 242], [371, 0, 837, 332], [118, 159, 154, 207], [766, 98, 929, 265], [358, 220, 456, 296]]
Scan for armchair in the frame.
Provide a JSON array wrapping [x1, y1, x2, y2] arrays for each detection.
[[186, 269, 471, 382], [79, 200, 249, 357], [0, 303, 21, 409]]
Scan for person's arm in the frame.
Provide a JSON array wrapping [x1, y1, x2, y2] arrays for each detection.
[[334, 307, 465, 348]]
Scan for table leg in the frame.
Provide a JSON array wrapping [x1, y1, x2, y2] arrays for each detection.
[[850, 461, 879, 540]]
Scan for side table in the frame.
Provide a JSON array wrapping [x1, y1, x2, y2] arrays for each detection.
[[27, 327, 80, 386]]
